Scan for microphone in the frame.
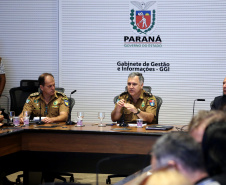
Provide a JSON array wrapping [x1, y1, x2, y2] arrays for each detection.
[[37, 102, 45, 125], [66, 90, 76, 125], [193, 99, 205, 116], [196, 99, 205, 101], [71, 90, 77, 94]]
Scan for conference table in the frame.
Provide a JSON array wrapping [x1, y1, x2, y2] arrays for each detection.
[[0, 122, 181, 185]]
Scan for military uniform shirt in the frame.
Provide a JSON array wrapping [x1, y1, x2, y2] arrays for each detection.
[[116, 89, 157, 124], [22, 91, 69, 118]]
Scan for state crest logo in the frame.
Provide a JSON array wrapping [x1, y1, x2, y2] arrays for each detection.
[[130, 1, 157, 35]]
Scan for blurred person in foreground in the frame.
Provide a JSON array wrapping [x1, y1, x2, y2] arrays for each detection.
[[141, 168, 192, 185], [202, 122, 226, 185], [111, 72, 157, 124], [188, 110, 226, 143], [151, 132, 220, 185], [19, 73, 69, 124]]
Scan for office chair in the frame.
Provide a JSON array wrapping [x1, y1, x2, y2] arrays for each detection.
[[10, 80, 39, 116], [154, 95, 163, 124]]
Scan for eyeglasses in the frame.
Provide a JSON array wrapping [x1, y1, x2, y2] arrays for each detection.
[[175, 125, 188, 132]]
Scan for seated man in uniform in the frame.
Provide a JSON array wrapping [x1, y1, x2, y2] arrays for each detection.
[[111, 72, 157, 124], [211, 76, 226, 110], [19, 73, 69, 123]]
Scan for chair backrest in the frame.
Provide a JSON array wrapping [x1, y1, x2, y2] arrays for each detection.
[[20, 80, 39, 92], [9, 87, 35, 116], [154, 95, 163, 124], [10, 80, 40, 115], [68, 97, 75, 114], [55, 87, 65, 93]]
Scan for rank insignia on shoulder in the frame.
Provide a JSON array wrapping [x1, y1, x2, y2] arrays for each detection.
[[149, 100, 155, 106], [57, 91, 67, 97], [26, 99, 30, 104], [64, 100, 69, 107], [30, 92, 40, 97]]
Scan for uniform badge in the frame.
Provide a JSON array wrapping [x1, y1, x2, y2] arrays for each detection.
[[64, 100, 69, 107], [141, 101, 145, 108], [53, 101, 58, 105], [26, 99, 30, 104], [149, 100, 155, 106]]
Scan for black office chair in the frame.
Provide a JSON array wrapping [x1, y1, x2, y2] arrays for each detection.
[[154, 95, 163, 124], [10, 80, 39, 116]]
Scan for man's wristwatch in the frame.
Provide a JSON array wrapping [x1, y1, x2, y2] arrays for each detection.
[[134, 108, 141, 115]]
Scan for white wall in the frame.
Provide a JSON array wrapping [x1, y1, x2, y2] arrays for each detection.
[[0, 0, 58, 113]]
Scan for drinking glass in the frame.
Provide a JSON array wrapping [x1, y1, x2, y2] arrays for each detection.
[[23, 111, 30, 126], [9, 111, 15, 123], [98, 112, 105, 127], [77, 112, 84, 126]]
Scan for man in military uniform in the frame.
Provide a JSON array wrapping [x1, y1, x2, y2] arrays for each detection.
[[19, 73, 69, 124], [111, 72, 157, 124]]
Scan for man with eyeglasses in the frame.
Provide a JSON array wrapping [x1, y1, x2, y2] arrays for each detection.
[[19, 73, 69, 124], [111, 72, 157, 124]]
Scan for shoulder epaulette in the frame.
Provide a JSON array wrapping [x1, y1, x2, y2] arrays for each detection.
[[56, 91, 67, 97], [30, 92, 40, 97], [143, 91, 153, 97]]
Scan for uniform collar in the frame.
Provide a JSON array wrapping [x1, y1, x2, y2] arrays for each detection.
[[129, 89, 145, 101], [40, 91, 57, 102]]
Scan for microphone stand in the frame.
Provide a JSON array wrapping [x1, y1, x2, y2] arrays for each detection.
[[193, 99, 205, 117], [66, 90, 76, 125], [37, 102, 45, 125]]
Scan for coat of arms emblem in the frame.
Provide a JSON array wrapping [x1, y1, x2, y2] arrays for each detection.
[[130, 1, 157, 34]]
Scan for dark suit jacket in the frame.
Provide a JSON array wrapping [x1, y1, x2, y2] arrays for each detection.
[[211, 95, 226, 110]]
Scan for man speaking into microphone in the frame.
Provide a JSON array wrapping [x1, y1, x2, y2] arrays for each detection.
[[111, 72, 157, 124], [19, 73, 69, 124]]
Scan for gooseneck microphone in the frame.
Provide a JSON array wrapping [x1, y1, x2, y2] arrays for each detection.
[[66, 90, 76, 125], [37, 102, 45, 125], [193, 99, 205, 116]]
